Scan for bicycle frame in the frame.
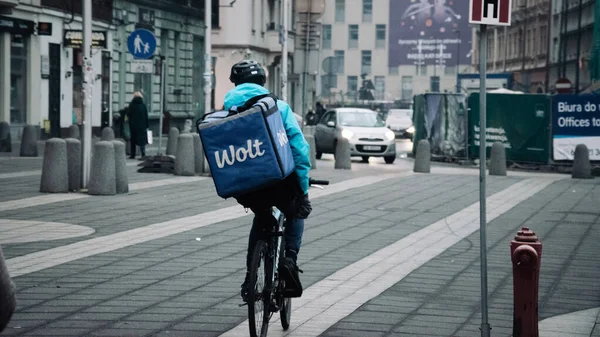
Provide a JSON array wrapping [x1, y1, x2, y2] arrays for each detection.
[[270, 207, 284, 287]]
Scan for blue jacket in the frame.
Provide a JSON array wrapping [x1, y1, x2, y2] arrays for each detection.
[[223, 83, 311, 194]]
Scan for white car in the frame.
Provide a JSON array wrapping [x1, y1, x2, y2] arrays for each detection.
[[314, 108, 397, 164], [386, 109, 415, 139]]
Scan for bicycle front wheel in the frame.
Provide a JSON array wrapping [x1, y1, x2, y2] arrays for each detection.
[[248, 240, 272, 337]]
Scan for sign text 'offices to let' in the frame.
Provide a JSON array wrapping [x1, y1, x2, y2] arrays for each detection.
[[553, 95, 600, 160]]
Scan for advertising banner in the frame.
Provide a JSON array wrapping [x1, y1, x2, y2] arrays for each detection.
[[388, 0, 472, 67], [552, 95, 600, 161]]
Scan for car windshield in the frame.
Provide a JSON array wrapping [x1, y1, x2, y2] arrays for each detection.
[[339, 111, 385, 127]]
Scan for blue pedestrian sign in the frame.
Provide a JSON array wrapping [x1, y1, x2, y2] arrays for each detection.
[[127, 29, 156, 59]]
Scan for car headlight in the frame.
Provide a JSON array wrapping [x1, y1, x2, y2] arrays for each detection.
[[385, 130, 395, 141], [341, 129, 354, 140], [407, 126, 415, 134]]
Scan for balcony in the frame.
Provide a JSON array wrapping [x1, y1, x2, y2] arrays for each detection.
[[265, 25, 294, 54], [0, 0, 19, 10]]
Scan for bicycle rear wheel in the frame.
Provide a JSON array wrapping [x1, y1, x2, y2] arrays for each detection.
[[248, 240, 272, 337], [277, 214, 292, 330]]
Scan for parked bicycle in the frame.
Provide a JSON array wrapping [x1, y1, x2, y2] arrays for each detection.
[[247, 178, 329, 337]]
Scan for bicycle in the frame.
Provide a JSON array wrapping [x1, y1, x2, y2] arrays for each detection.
[[247, 178, 330, 337]]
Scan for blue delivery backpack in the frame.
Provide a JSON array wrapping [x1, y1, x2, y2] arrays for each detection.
[[196, 94, 296, 199]]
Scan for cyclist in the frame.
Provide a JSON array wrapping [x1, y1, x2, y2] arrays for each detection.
[[223, 60, 313, 302]]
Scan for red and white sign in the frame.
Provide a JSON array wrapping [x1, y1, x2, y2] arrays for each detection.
[[555, 78, 573, 94], [469, 0, 512, 26]]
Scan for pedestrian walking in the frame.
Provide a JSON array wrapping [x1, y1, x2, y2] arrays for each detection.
[[127, 92, 149, 159], [0, 245, 16, 333]]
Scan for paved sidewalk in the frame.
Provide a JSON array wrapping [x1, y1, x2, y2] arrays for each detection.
[[0, 155, 598, 337]]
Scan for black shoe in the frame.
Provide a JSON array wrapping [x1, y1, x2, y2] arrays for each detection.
[[241, 272, 250, 303], [279, 257, 303, 298]]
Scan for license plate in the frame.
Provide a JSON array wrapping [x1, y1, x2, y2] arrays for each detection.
[[363, 146, 381, 151]]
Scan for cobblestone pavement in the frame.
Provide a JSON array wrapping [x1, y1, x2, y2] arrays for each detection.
[[0, 155, 598, 337]]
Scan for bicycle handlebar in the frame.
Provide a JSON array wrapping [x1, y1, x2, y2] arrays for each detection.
[[309, 179, 330, 186]]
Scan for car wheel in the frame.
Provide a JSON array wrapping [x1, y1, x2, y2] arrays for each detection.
[[332, 140, 338, 159], [384, 156, 396, 164], [316, 151, 322, 160], [361, 156, 370, 163]]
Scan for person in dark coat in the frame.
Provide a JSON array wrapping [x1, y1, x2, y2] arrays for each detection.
[[0, 245, 16, 333], [127, 92, 149, 159], [315, 101, 326, 122]]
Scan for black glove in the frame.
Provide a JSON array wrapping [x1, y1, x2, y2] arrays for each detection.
[[295, 194, 312, 219]]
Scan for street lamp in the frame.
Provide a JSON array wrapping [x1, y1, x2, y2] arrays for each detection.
[[454, 29, 461, 93]]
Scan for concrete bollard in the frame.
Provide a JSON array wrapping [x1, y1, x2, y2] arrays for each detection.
[[40, 138, 69, 193], [20, 125, 38, 157], [174, 133, 195, 176], [101, 127, 115, 141], [0, 121, 11, 153], [414, 139, 431, 173], [66, 138, 81, 192], [192, 133, 204, 175], [0, 245, 17, 333], [88, 141, 116, 195], [68, 124, 80, 140], [304, 126, 316, 136], [166, 127, 179, 156], [572, 144, 593, 179], [305, 134, 317, 170], [334, 138, 351, 170], [112, 140, 129, 194], [489, 142, 507, 176]]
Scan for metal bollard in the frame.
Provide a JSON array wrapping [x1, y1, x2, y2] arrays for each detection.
[[511, 227, 542, 337]]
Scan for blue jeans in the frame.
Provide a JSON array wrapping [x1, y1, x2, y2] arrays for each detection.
[[247, 200, 304, 269]]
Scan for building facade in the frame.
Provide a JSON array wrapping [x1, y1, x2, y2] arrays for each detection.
[[111, 0, 210, 132], [0, 0, 209, 141], [473, 0, 595, 94], [212, 0, 299, 112], [549, 0, 595, 93], [0, 0, 114, 140], [317, 0, 473, 106]]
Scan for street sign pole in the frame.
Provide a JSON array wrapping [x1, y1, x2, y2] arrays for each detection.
[[281, 0, 288, 101], [81, 0, 93, 188], [469, 1, 512, 334], [159, 56, 166, 155], [204, 0, 212, 118], [478, 23, 491, 337]]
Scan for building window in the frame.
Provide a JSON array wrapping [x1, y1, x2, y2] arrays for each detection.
[[335, 0, 345, 23], [334, 50, 345, 74], [321, 74, 337, 97], [401, 76, 413, 100], [374, 76, 385, 100], [389, 66, 399, 75], [361, 50, 371, 74], [174, 32, 181, 87], [322, 24, 332, 49], [416, 64, 427, 75], [540, 26, 547, 55], [532, 28, 537, 56], [376, 24, 386, 49], [347, 75, 358, 97], [363, 0, 372, 22], [430, 76, 440, 92], [348, 24, 358, 49], [444, 66, 456, 75], [10, 34, 28, 124]]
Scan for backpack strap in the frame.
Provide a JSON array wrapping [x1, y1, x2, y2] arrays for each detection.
[[230, 93, 279, 114]]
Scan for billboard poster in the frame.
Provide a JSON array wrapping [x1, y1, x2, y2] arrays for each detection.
[[553, 95, 600, 161], [388, 0, 472, 67]]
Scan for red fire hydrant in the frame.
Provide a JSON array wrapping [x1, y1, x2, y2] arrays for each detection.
[[511, 227, 543, 337]]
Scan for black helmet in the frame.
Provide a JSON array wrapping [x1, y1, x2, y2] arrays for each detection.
[[230, 60, 266, 86]]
